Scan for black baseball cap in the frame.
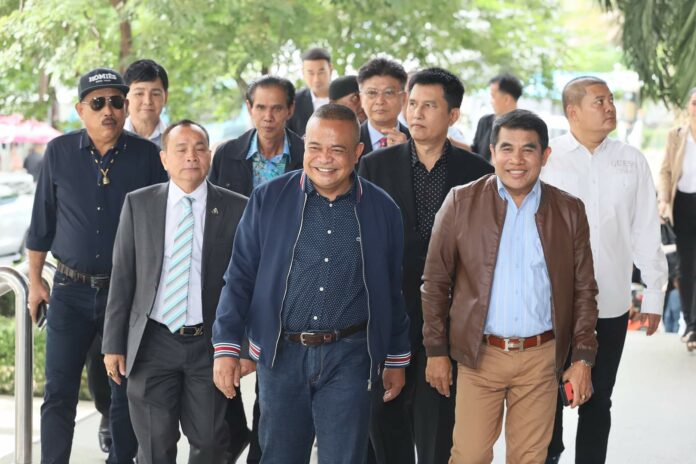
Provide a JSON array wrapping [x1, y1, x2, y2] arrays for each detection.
[[329, 75, 359, 101], [78, 67, 130, 100]]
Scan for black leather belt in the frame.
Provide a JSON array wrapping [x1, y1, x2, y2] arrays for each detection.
[[284, 321, 367, 346], [153, 320, 204, 337], [56, 261, 110, 289]]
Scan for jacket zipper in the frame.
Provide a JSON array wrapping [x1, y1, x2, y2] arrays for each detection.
[[354, 206, 374, 391], [271, 193, 308, 367]]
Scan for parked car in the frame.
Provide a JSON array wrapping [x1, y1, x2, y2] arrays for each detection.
[[0, 172, 34, 260]]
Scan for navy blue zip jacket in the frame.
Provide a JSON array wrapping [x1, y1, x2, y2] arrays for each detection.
[[212, 170, 411, 388]]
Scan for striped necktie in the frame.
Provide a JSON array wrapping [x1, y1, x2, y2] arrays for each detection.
[[162, 196, 194, 332]]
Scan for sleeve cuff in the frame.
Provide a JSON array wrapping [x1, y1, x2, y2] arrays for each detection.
[[384, 352, 411, 368], [213, 342, 241, 358], [641, 290, 665, 316], [25, 235, 52, 252]]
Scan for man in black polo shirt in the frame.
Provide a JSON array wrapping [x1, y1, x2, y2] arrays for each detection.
[[26, 67, 168, 464]]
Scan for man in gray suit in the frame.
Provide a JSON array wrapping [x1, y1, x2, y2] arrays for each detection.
[[102, 119, 248, 464]]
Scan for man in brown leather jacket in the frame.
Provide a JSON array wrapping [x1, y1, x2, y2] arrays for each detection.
[[421, 109, 599, 464]]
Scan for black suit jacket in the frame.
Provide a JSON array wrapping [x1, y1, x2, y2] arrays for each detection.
[[286, 88, 314, 137], [358, 142, 493, 347], [471, 113, 495, 162], [102, 182, 248, 376], [209, 128, 304, 196], [359, 120, 411, 156]]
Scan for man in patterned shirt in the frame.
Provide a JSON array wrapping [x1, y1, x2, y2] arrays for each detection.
[[209, 75, 304, 196]]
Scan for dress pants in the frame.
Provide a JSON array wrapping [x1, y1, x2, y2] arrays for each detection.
[[547, 311, 629, 463], [256, 334, 372, 464], [673, 190, 696, 331], [41, 273, 136, 464], [451, 339, 557, 464], [369, 346, 456, 464], [226, 381, 261, 463], [127, 321, 230, 464]]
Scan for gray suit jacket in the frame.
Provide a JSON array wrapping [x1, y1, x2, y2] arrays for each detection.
[[102, 181, 248, 376]]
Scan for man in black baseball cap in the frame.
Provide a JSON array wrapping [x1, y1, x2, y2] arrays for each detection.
[[329, 75, 367, 123], [27, 66, 167, 463]]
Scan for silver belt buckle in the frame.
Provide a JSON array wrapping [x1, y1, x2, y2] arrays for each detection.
[[503, 338, 523, 352], [299, 332, 313, 346]]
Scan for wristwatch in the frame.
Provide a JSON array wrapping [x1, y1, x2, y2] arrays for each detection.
[[574, 359, 594, 368]]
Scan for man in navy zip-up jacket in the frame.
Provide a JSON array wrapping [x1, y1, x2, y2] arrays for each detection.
[[212, 104, 411, 464]]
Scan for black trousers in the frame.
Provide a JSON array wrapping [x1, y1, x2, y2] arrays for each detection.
[[127, 322, 231, 464], [226, 381, 261, 463], [368, 346, 456, 464], [85, 334, 111, 417], [674, 190, 696, 331], [547, 311, 629, 463]]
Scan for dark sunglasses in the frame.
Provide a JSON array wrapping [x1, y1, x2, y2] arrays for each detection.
[[82, 95, 126, 111]]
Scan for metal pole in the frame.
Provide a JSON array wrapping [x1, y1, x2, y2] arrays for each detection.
[[0, 266, 31, 464]]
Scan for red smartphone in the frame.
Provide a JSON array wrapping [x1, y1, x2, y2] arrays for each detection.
[[560, 381, 574, 406]]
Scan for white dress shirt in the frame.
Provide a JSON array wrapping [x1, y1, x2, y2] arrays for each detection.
[[541, 132, 667, 318], [677, 130, 696, 193], [150, 181, 207, 326], [124, 117, 167, 147], [311, 92, 329, 111]]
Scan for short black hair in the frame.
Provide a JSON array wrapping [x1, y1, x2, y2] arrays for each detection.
[[246, 75, 296, 108], [408, 67, 465, 110], [357, 58, 407, 89], [123, 59, 169, 91], [489, 73, 522, 101], [307, 103, 360, 146], [302, 47, 331, 63], [161, 119, 210, 150], [490, 109, 549, 153]]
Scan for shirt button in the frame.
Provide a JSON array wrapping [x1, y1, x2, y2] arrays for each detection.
[[96, 230, 100, 235], [97, 206, 102, 211], [324, 258, 329, 262], [319, 287, 324, 292], [313, 316, 318, 320], [95, 254, 100, 259], [327, 230, 332, 234]]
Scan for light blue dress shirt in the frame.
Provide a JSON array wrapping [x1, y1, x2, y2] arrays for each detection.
[[484, 177, 553, 338], [246, 130, 291, 188]]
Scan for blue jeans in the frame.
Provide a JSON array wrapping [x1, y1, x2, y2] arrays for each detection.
[[256, 333, 371, 464], [41, 273, 136, 464]]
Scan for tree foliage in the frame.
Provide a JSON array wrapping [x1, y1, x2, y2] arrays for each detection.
[[600, 0, 696, 107], [1, 0, 564, 125]]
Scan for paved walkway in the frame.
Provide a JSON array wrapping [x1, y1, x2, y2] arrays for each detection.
[[2, 330, 694, 463]]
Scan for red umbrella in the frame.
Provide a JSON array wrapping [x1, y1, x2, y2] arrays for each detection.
[[0, 114, 62, 144]]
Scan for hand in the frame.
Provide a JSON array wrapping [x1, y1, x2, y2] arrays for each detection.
[[240, 359, 257, 377], [382, 367, 405, 402], [658, 200, 670, 222], [639, 313, 662, 336], [213, 357, 240, 398], [562, 361, 592, 408], [103, 354, 126, 385], [27, 279, 50, 324], [381, 128, 408, 147], [425, 356, 452, 397]]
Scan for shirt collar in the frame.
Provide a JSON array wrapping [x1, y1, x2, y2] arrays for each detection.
[[80, 129, 127, 152], [168, 179, 208, 207], [564, 130, 611, 155], [246, 130, 290, 161], [303, 172, 359, 203], [367, 121, 399, 148], [495, 176, 542, 211], [310, 91, 329, 110], [409, 139, 451, 167], [124, 117, 167, 142]]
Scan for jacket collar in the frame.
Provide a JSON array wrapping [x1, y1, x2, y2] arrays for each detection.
[[299, 171, 363, 203]]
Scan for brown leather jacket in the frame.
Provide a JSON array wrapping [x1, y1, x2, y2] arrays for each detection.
[[421, 175, 598, 375]]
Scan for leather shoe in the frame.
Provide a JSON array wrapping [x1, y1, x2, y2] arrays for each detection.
[[98, 414, 112, 453]]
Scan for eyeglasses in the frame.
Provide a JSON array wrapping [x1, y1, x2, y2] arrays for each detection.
[[361, 89, 404, 100], [81, 95, 126, 111]]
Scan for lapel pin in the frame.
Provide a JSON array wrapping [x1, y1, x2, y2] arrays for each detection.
[[211, 207, 219, 215]]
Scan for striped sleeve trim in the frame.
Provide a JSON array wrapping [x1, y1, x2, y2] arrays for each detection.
[[384, 352, 411, 368], [213, 342, 241, 358], [249, 339, 261, 361]]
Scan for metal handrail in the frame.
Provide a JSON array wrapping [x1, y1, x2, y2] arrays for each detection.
[[0, 260, 56, 464]]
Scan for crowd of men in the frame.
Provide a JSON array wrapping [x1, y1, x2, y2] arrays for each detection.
[[25, 47, 667, 464]]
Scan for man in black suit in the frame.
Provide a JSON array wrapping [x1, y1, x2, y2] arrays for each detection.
[[286, 47, 332, 136], [102, 120, 248, 463], [470, 73, 522, 161], [357, 58, 411, 156], [210, 75, 304, 196], [359, 68, 493, 464]]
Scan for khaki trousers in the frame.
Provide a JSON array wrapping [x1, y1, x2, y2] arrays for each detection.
[[450, 339, 557, 464]]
